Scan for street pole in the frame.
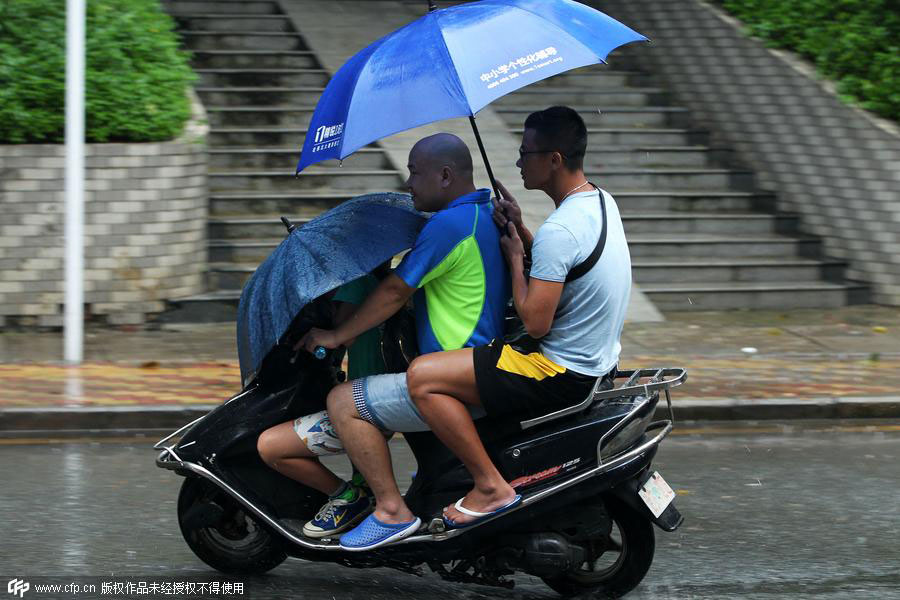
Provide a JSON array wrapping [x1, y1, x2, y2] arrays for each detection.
[[64, 0, 85, 363]]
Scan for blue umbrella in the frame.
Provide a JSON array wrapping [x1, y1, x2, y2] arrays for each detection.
[[236, 193, 427, 383], [296, 0, 647, 194]]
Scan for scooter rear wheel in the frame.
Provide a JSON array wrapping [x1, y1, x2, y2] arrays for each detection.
[[178, 476, 287, 575], [541, 498, 655, 598]]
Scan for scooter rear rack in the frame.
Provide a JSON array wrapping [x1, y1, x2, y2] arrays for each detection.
[[520, 367, 687, 430]]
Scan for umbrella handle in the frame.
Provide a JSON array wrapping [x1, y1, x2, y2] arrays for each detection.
[[468, 115, 502, 205]]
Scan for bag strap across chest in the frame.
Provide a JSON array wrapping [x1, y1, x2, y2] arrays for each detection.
[[565, 184, 607, 283]]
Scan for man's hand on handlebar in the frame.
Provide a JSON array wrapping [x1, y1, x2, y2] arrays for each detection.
[[297, 327, 340, 355]]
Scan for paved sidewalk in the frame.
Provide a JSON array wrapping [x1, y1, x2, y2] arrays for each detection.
[[0, 306, 898, 431]]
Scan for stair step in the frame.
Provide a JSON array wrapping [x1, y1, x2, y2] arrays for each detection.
[[208, 169, 403, 192], [586, 168, 754, 192], [632, 258, 847, 284], [196, 69, 329, 88], [510, 127, 709, 148], [207, 263, 259, 290], [614, 191, 776, 213], [209, 192, 364, 216], [587, 147, 717, 168], [622, 213, 797, 235], [208, 216, 313, 240], [177, 31, 307, 51], [196, 87, 325, 106], [189, 50, 318, 69], [165, 290, 242, 322], [498, 106, 689, 128], [642, 281, 867, 311], [209, 147, 388, 170], [206, 105, 318, 128], [207, 126, 383, 149], [495, 88, 667, 107], [163, 1, 280, 15], [206, 126, 309, 147], [208, 238, 295, 263], [627, 234, 820, 259], [173, 14, 293, 32], [529, 70, 652, 88]]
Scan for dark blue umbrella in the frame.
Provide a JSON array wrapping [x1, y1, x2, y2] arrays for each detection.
[[296, 0, 647, 195], [236, 193, 427, 382]]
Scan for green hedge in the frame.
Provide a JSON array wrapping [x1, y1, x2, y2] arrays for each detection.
[[715, 0, 899, 122], [0, 0, 195, 143]]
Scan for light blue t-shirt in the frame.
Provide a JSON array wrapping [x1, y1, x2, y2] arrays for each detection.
[[529, 188, 631, 377]]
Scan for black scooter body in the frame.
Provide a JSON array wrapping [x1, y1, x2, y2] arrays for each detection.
[[158, 300, 684, 594]]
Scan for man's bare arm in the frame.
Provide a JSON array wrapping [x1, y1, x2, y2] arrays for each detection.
[[501, 222, 563, 339], [301, 273, 415, 352]]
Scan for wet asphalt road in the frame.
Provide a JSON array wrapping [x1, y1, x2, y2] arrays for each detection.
[[1, 422, 898, 600]]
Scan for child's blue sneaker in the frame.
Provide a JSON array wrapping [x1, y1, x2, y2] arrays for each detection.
[[302, 488, 373, 538]]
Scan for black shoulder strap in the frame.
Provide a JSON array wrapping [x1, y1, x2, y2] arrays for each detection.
[[565, 184, 607, 283]]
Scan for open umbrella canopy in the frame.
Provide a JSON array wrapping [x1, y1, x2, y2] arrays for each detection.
[[296, 0, 646, 173], [236, 193, 427, 382]]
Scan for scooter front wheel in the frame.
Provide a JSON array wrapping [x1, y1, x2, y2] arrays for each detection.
[[178, 476, 287, 575], [541, 497, 655, 598]]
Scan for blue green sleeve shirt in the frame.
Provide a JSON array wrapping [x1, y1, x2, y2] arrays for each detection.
[[394, 189, 510, 354]]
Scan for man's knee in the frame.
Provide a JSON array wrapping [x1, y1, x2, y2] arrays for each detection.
[[406, 355, 433, 404], [326, 382, 356, 422]]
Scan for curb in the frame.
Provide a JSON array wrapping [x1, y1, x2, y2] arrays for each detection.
[[2, 397, 899, 435], [656, 396, 900, 421], [0, 405, 217, 436]]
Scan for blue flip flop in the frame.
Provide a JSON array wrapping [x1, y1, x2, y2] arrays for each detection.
[[339, 513, 422, 551], [442, 494, 523, 529]]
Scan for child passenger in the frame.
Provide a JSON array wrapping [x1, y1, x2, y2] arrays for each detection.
[[256, 267, 389, 537]]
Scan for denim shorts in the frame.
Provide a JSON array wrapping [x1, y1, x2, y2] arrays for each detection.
[[352, 373, 486, 433]]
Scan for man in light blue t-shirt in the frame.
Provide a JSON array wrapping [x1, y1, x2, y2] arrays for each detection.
[[405, 106, 631, 530]]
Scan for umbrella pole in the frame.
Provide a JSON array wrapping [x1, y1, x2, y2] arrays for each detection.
[[468, 115, 502, 201]]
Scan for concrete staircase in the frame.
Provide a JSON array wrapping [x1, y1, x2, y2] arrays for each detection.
[[163, 0, 865, 317], [494, 55, 867, 311], [162, 0, 405, 318]]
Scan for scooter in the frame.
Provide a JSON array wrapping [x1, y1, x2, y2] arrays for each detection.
[[154, 200, 687, 598]]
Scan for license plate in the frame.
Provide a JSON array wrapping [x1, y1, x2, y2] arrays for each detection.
[[638, 471, 675, 518]]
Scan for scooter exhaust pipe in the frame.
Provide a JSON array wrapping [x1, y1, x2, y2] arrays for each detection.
[[497, 533, 586, 578]]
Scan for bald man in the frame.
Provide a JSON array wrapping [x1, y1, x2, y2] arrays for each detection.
[[290, 134, 510, 549]]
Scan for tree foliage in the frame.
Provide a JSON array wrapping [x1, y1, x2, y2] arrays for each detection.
[[716, 0, 898, 121], [0, 0, 195, 143]]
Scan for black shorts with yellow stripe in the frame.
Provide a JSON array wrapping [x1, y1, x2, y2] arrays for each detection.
[[473, 340, 614, 419]]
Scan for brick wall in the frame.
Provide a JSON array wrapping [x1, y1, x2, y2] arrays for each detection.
[[0, 94, 208, 326], [597, 0, 900, 304]]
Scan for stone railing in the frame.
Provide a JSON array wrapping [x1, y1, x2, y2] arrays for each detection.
[[0, 92, 209, 326]]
